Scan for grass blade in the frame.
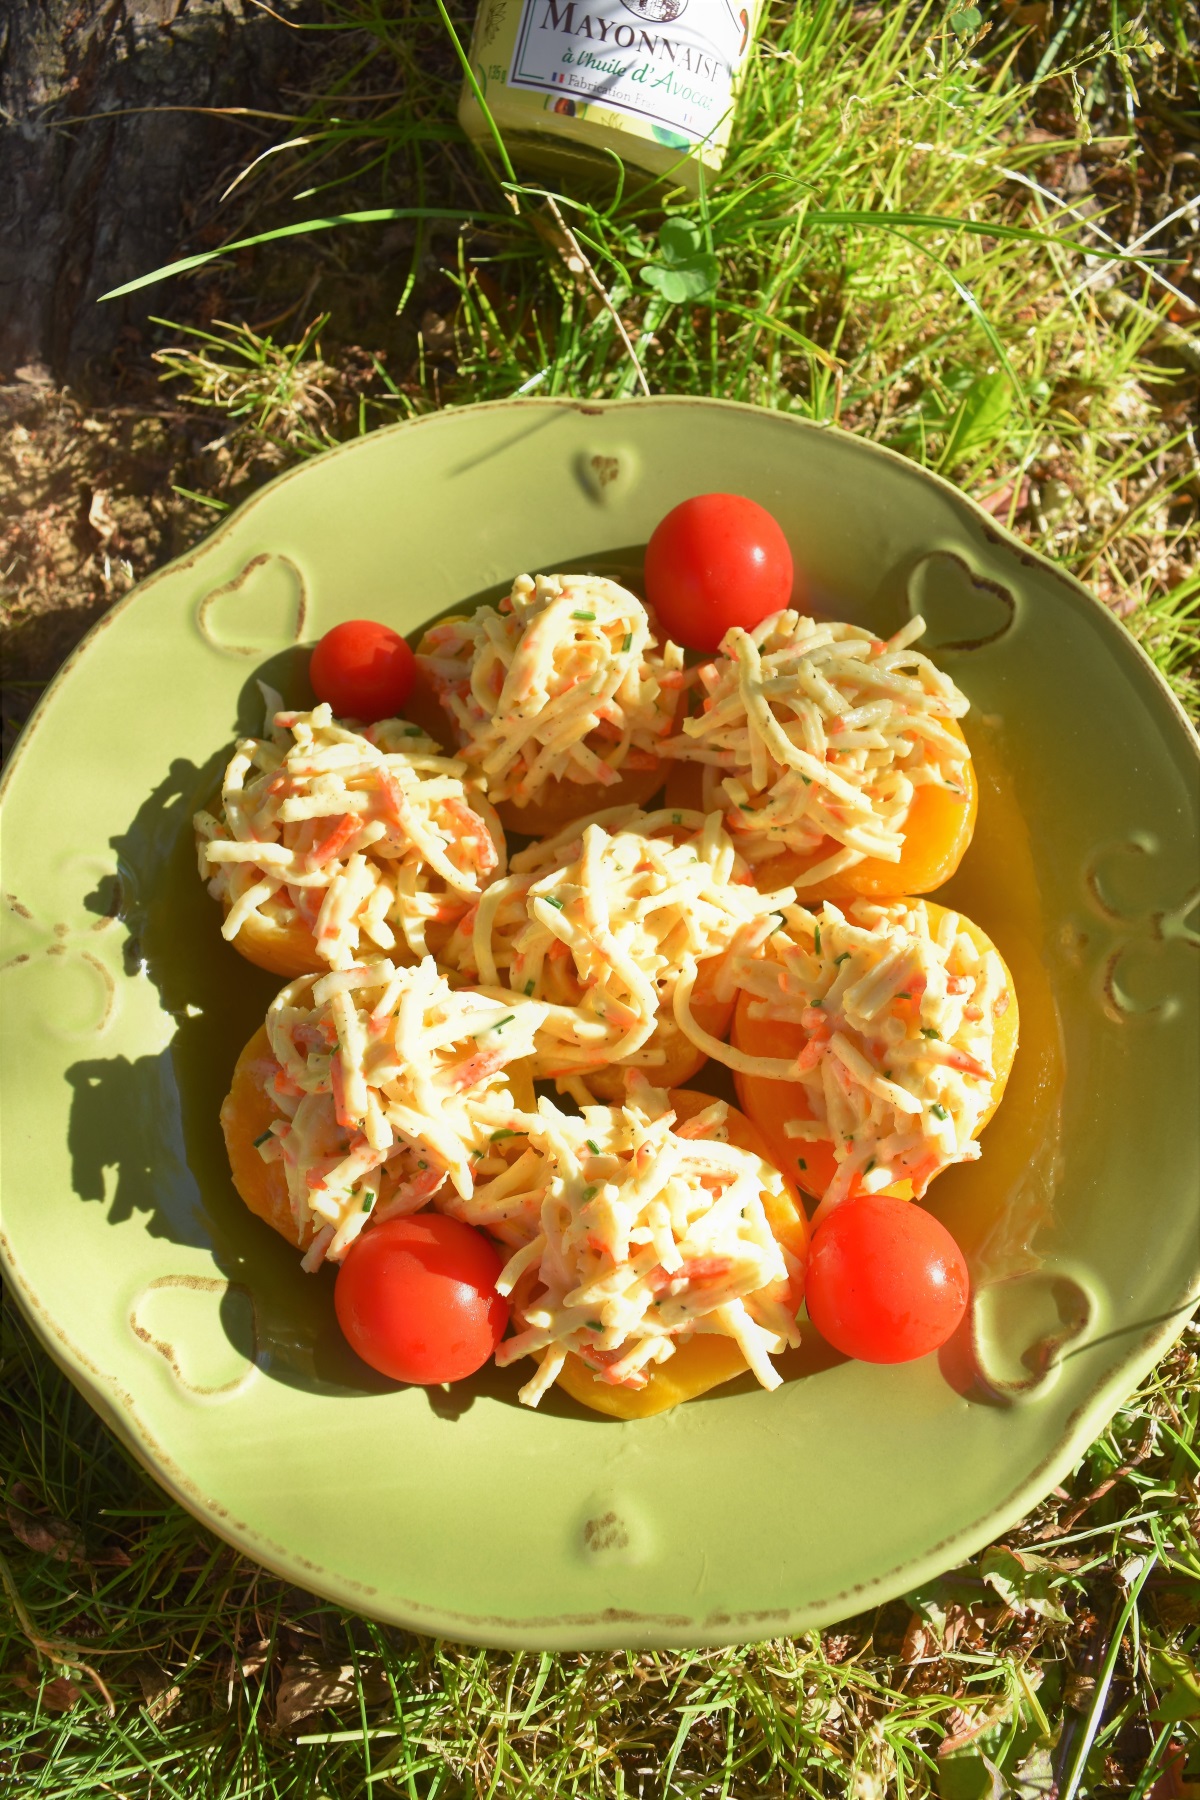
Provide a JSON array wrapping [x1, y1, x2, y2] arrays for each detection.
[[98, 208, 515, 301]]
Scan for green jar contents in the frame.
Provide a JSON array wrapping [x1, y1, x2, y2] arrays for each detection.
[[458, 0, 765, 193]]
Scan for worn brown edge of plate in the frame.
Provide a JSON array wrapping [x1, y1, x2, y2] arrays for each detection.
[[2, 395, 1199, 1652]]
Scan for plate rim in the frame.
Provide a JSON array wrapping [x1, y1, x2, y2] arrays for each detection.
[[6, 1258, 1197, 1648], [3, 394, 1198, 1649]]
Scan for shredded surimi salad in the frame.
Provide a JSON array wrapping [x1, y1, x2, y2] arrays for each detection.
[[444, 806, 794, 1081], [416, 573, 683, 806], [662, 612, 971, 886], [729, 900, 1010, 1215], [441, 1083, 801, 1407], [211, 563, 1012, 1411], [195, 699, 505, 967], [255, 956, 547, 1270]]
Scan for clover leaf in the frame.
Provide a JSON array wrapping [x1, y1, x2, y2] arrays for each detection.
[[640, 217, 719, 306], [948, 5, 983, 37]]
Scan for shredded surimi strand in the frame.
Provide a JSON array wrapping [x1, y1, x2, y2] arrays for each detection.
[[195, 697, 505, 968], [415, 573, 683, 805], [445, 1082, 802, 1407], [444, 807, 794, 1078], [256, 956, 548, 1263], [729, 899, 1010, 1216], [661, 611, 971, 881]]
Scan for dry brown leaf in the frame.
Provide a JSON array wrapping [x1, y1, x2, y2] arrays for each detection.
[[134, 1662, 183, 1723], [240, 1639, 272, 1680], [273, 1655, 391, 1732], [13, 1672, 83, 1712], [87, 489, 119, 544], [418, 312, 455, 358], [273, 1658, 359, 1732], [90, 1546, 133, 1568], [938, 1702, 1009, 1756], [5, 1484, 84, 1562], [1000, 1, 1048, 34], [901, 1614, 935, 1663], [1150, 1748, 1200, 1800]]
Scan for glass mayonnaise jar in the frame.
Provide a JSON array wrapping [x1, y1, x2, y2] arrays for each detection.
[[457, 0, 765, 194]]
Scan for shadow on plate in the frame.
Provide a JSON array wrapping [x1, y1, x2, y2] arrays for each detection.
[[58, 648, 576, 1409], [63, 652, 351, 1389]]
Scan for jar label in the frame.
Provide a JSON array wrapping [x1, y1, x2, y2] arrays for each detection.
[[506, 0, 751, 147]]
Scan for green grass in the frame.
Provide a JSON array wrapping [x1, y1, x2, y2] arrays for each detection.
[[132, 0, 1199, 711], [4, 0, 1199, 1790]]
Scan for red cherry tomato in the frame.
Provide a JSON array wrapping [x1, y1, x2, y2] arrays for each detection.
[[643, 493, 796, 653], [334, 1214, 509, 1384], [309, 620, 416, 723], [804, 1195, 969, 1364]]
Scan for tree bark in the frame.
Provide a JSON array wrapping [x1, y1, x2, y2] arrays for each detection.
[[0, 0, 312, 389]]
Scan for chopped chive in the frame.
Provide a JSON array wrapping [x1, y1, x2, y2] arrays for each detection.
[[801, 775, 811, 786], [920, 1027, 941, 1039], [672, 813, 682, 824], [362, 1193, 375, 1212], [834, 952, 850, 965], [621, 632, 632, 652], [402, 725, 424, 736], [486, 1014, 515, 1032], [543, 895, 565, 910], [587, 1320, 603, 1331], [582, 1184, 598, 1201], [930, 1102, 949, 1120], [490, 1129, 518, 1141], [797, 1157, 807, 1171], [773, 913, 788, 932], [571, 610, 596, 621], [587, 1139, 600, 1154], [865, 1159, 875, 1174], [524, 979, 535, 995], [813, 925, 822, 954], [897, 991, 911, 999]]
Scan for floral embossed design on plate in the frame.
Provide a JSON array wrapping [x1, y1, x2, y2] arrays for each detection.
[[1081, 833, 1200, 1023], [1, 890, 120, 1042]]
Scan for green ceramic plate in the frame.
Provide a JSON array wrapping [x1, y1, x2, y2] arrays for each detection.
[[2, 398, 1198, 1650]]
